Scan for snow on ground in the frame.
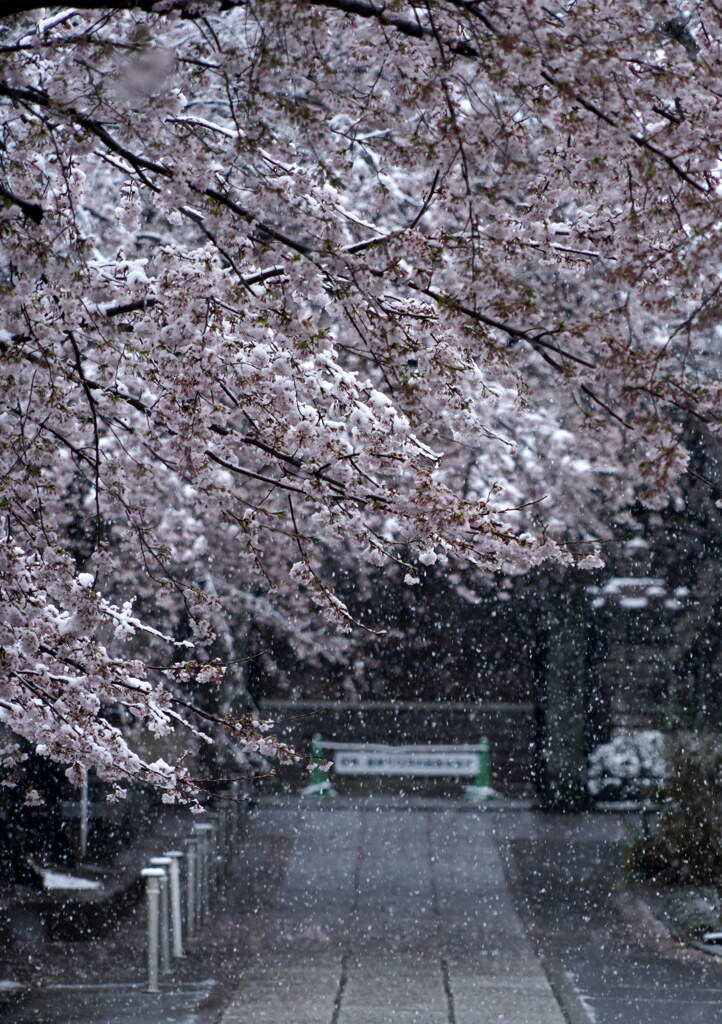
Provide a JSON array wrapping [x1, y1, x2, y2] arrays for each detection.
[[41, 869, 103, 891]]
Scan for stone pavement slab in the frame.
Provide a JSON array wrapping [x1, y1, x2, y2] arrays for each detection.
[[219, 800, 566, 1024], [500, 811, 722, 1024], [220, 961, 341, 1024], [8, 798, 721, 1023]]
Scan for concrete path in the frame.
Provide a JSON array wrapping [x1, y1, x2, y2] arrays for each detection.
[[501, 811, 722, 1024], [220, 799, 566, 1024], [8, 797, 722, 1023]]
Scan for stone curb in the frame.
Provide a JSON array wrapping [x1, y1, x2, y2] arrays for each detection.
[[621, 886, 722, 962]]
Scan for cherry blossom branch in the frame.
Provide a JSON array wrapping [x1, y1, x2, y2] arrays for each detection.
[[0, 183, 43, 223]]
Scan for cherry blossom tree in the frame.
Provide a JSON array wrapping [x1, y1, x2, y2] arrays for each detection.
[[1, 1, 720, 800]]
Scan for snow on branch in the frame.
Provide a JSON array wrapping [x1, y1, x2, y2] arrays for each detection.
[[0, 0, 717, 791]]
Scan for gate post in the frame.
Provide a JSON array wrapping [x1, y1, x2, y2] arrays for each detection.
[[536, 571, 589, 811]]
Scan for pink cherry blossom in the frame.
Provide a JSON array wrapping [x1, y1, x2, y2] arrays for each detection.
[[1, 1, 719, 797]]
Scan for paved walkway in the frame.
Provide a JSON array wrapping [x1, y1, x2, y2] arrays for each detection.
[[220, 799, 566, 1024], [501, 811, 722, 1024], [8, 797, 722, 1023]]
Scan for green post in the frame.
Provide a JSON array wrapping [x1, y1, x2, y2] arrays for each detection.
[[300, 734, 337, 797], [464, 737, 501, 801]]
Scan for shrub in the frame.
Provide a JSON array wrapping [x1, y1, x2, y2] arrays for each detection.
[[626, 730, 722, 885], [587, 730, 665, 803]]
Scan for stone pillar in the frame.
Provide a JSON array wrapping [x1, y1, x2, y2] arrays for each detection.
[[536, 571, 589, 811]]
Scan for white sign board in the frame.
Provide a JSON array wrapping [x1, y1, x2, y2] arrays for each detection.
[[333, 748, 478, 777]]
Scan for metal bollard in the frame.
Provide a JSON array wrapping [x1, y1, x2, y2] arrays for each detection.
[[184, 837, 198, 939], [203, 820, 218, 894], [209, 822, 220, 893], [223, 805, 232, 873], [194, 823, 215, 916], [192, 825, 208, 925], [204, 823, 218, 901], [205, 813, 219, 889], [163, 850, 185, 958], [198, 830, 208, 923], [149, 856, 172, 974], [212, 811, 226, 884], [216, 807, 228, 874], [141, 867, 166, 993]]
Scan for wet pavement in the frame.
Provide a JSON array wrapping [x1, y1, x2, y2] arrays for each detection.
[[501, 811, 722, 1024], [220, 799, 564, 1024], [4, 797, 722, 1023]]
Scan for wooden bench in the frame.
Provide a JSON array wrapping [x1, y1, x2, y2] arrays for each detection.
[[301, 734, 499, 800]]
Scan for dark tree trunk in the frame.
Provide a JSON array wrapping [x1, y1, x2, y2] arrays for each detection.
[[535, 571, 589, 811]]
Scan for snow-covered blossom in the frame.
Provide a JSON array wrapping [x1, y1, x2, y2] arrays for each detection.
[[577, 553, 605, 570], [1, 0, 719, 791]]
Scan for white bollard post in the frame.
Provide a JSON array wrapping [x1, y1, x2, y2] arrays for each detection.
[[209, 822, 219, 893], [192, 826, 207, 926], [203, 823, 217, 902], [194, 823, 215, 919], [163, 850, 185, 958], [184, 837, 198, 940], [149, 856, 172, 974], [217, 807, 228, 875], [204, 814, 218, 891], [198, 831, 207, 923], [141, 867, 166, 993], [210, 822, 220, 892], [210, 814, 224, 886]]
